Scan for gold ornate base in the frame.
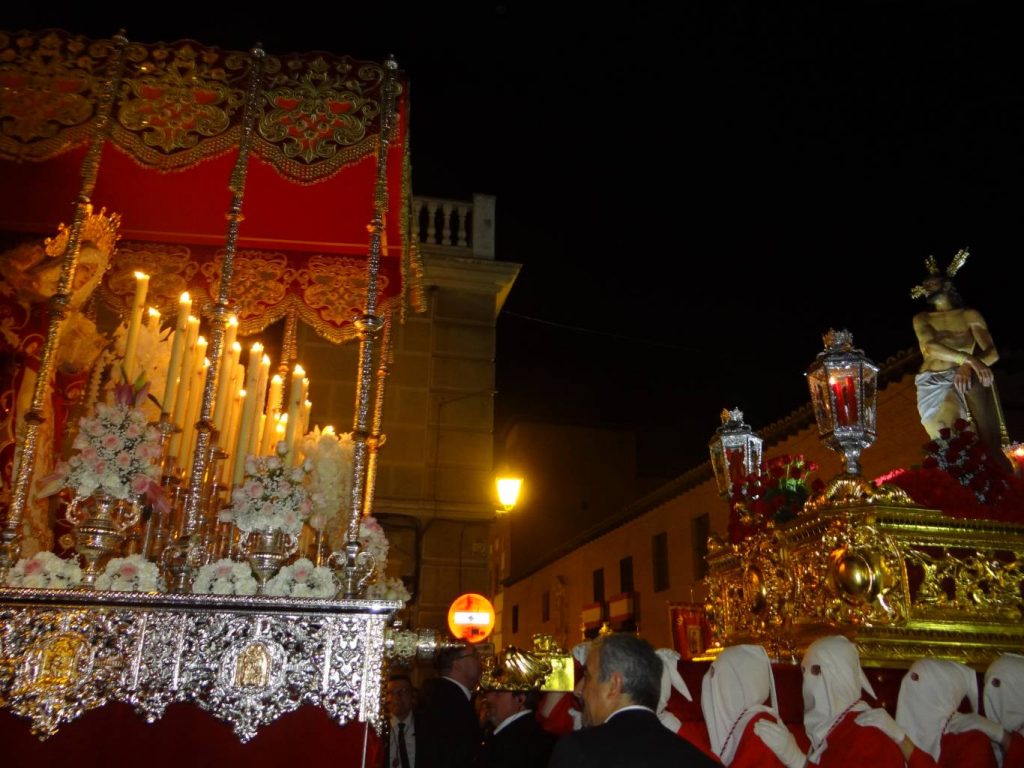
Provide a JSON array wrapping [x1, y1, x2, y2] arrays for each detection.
[[705, 503, 1024, 667]]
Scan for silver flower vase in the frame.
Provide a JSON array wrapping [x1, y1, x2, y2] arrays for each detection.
[[240, 529, 297, 594], [68, 491, 141, 588]]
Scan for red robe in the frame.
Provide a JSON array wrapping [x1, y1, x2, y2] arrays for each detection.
[[1005, 731, 1024, 768], [814, 710, 936, 768], [727, 712, 787, 768], [939, 730, 997, 768]]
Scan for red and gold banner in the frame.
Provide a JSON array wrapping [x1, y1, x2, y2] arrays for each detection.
[[668, 602, 711, 660]]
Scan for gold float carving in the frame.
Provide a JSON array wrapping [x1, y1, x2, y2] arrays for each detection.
[[706, 504, 1024, 666]]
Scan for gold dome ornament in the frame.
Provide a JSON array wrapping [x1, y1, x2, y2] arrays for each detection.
[[478, 646, 552, 692]]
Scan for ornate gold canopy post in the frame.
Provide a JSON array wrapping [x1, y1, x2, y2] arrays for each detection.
[[0, 31, 129, 582], [340, 57, 399, 598]]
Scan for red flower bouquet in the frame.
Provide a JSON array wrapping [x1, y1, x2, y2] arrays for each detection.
[[876, 419, 1024, 522], [727, 454, 824, 543]]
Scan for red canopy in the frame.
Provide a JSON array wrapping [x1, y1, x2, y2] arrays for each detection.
[[0, 29, 422, 341]]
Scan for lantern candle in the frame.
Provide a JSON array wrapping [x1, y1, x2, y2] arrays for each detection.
[[122, 271, 149, 382], [844, 376, 858, 423], [831, 377, 851, 427], [162, 293, 192, 414]]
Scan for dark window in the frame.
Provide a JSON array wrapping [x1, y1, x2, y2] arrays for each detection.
[[593, 568, 605, 603], [693, 514, 711, 580], [512, 604, 519, 634], [652, 532, 669, 592], [620, 556, 634, 594], [542, 590, 550, 622]]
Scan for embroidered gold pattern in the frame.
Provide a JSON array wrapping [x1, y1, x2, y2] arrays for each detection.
[[0, 30, 105, 159], [117, 43, 243, 156]]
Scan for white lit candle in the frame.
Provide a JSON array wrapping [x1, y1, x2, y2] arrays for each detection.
[[274, 415, 288, 456], [162, 292, 192, 413], [222, 386, 245, 486], [181, 354, 208, 475], [284, 364, 305, 463], [248, 354, 271, 456], [168, 315, 199, 461], [299, 398, 312, 444], [146, 307, 161, 334], [213, 340, 241, 433], [259, 374, 284, 455], [178, 340, 208, 471], [233, 343, 263, 484], [123, 271, 149, 382]]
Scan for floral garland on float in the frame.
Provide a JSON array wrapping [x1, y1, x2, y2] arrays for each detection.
[[4, 551, 82, 589], [95, 554, 165, 592]]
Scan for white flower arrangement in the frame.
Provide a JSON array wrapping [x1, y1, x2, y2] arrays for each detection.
[[300, 426, 354, 532], [264, 557, 336, 598], [36, 381, 168, 514], [364, 575, 412, 603], [107, 321, 172, 423], [95, 554, 165, 592], [5, 551, 83, 589], [191, 558, 258, 596], [226, 441, 313, 537]]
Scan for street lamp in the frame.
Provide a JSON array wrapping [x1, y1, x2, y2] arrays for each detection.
[[495, 474, 523, 515]]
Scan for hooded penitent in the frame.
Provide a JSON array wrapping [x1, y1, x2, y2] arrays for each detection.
[[896, 657, 979, 761], [701, 644, 780, 765], [801, 635, 876, 764], [984, 654, 1024, 739]]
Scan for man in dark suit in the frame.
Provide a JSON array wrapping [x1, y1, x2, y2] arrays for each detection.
[[384, 672, 427, 768], [475, 646, 557, 768], [416, 644, 483, 768], [548, 633, 720, 767]]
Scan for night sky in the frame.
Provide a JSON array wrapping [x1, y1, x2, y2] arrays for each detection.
[[8, 3, 1024, 477]]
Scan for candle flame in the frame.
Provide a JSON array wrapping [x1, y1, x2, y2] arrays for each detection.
[[293, 364, 305, 376], [231, 341, 241, 352], [227, 315, 238, 327], [147, 307, 160, 319], [180, 291, 191, 303], [134, 271, 149, 280], [271, 374, 283, 384]]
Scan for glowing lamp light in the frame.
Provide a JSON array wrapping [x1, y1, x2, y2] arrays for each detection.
[[447, 593, 495, 643], [495, 475, 523, 514], [708, 408, 763, 499]]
